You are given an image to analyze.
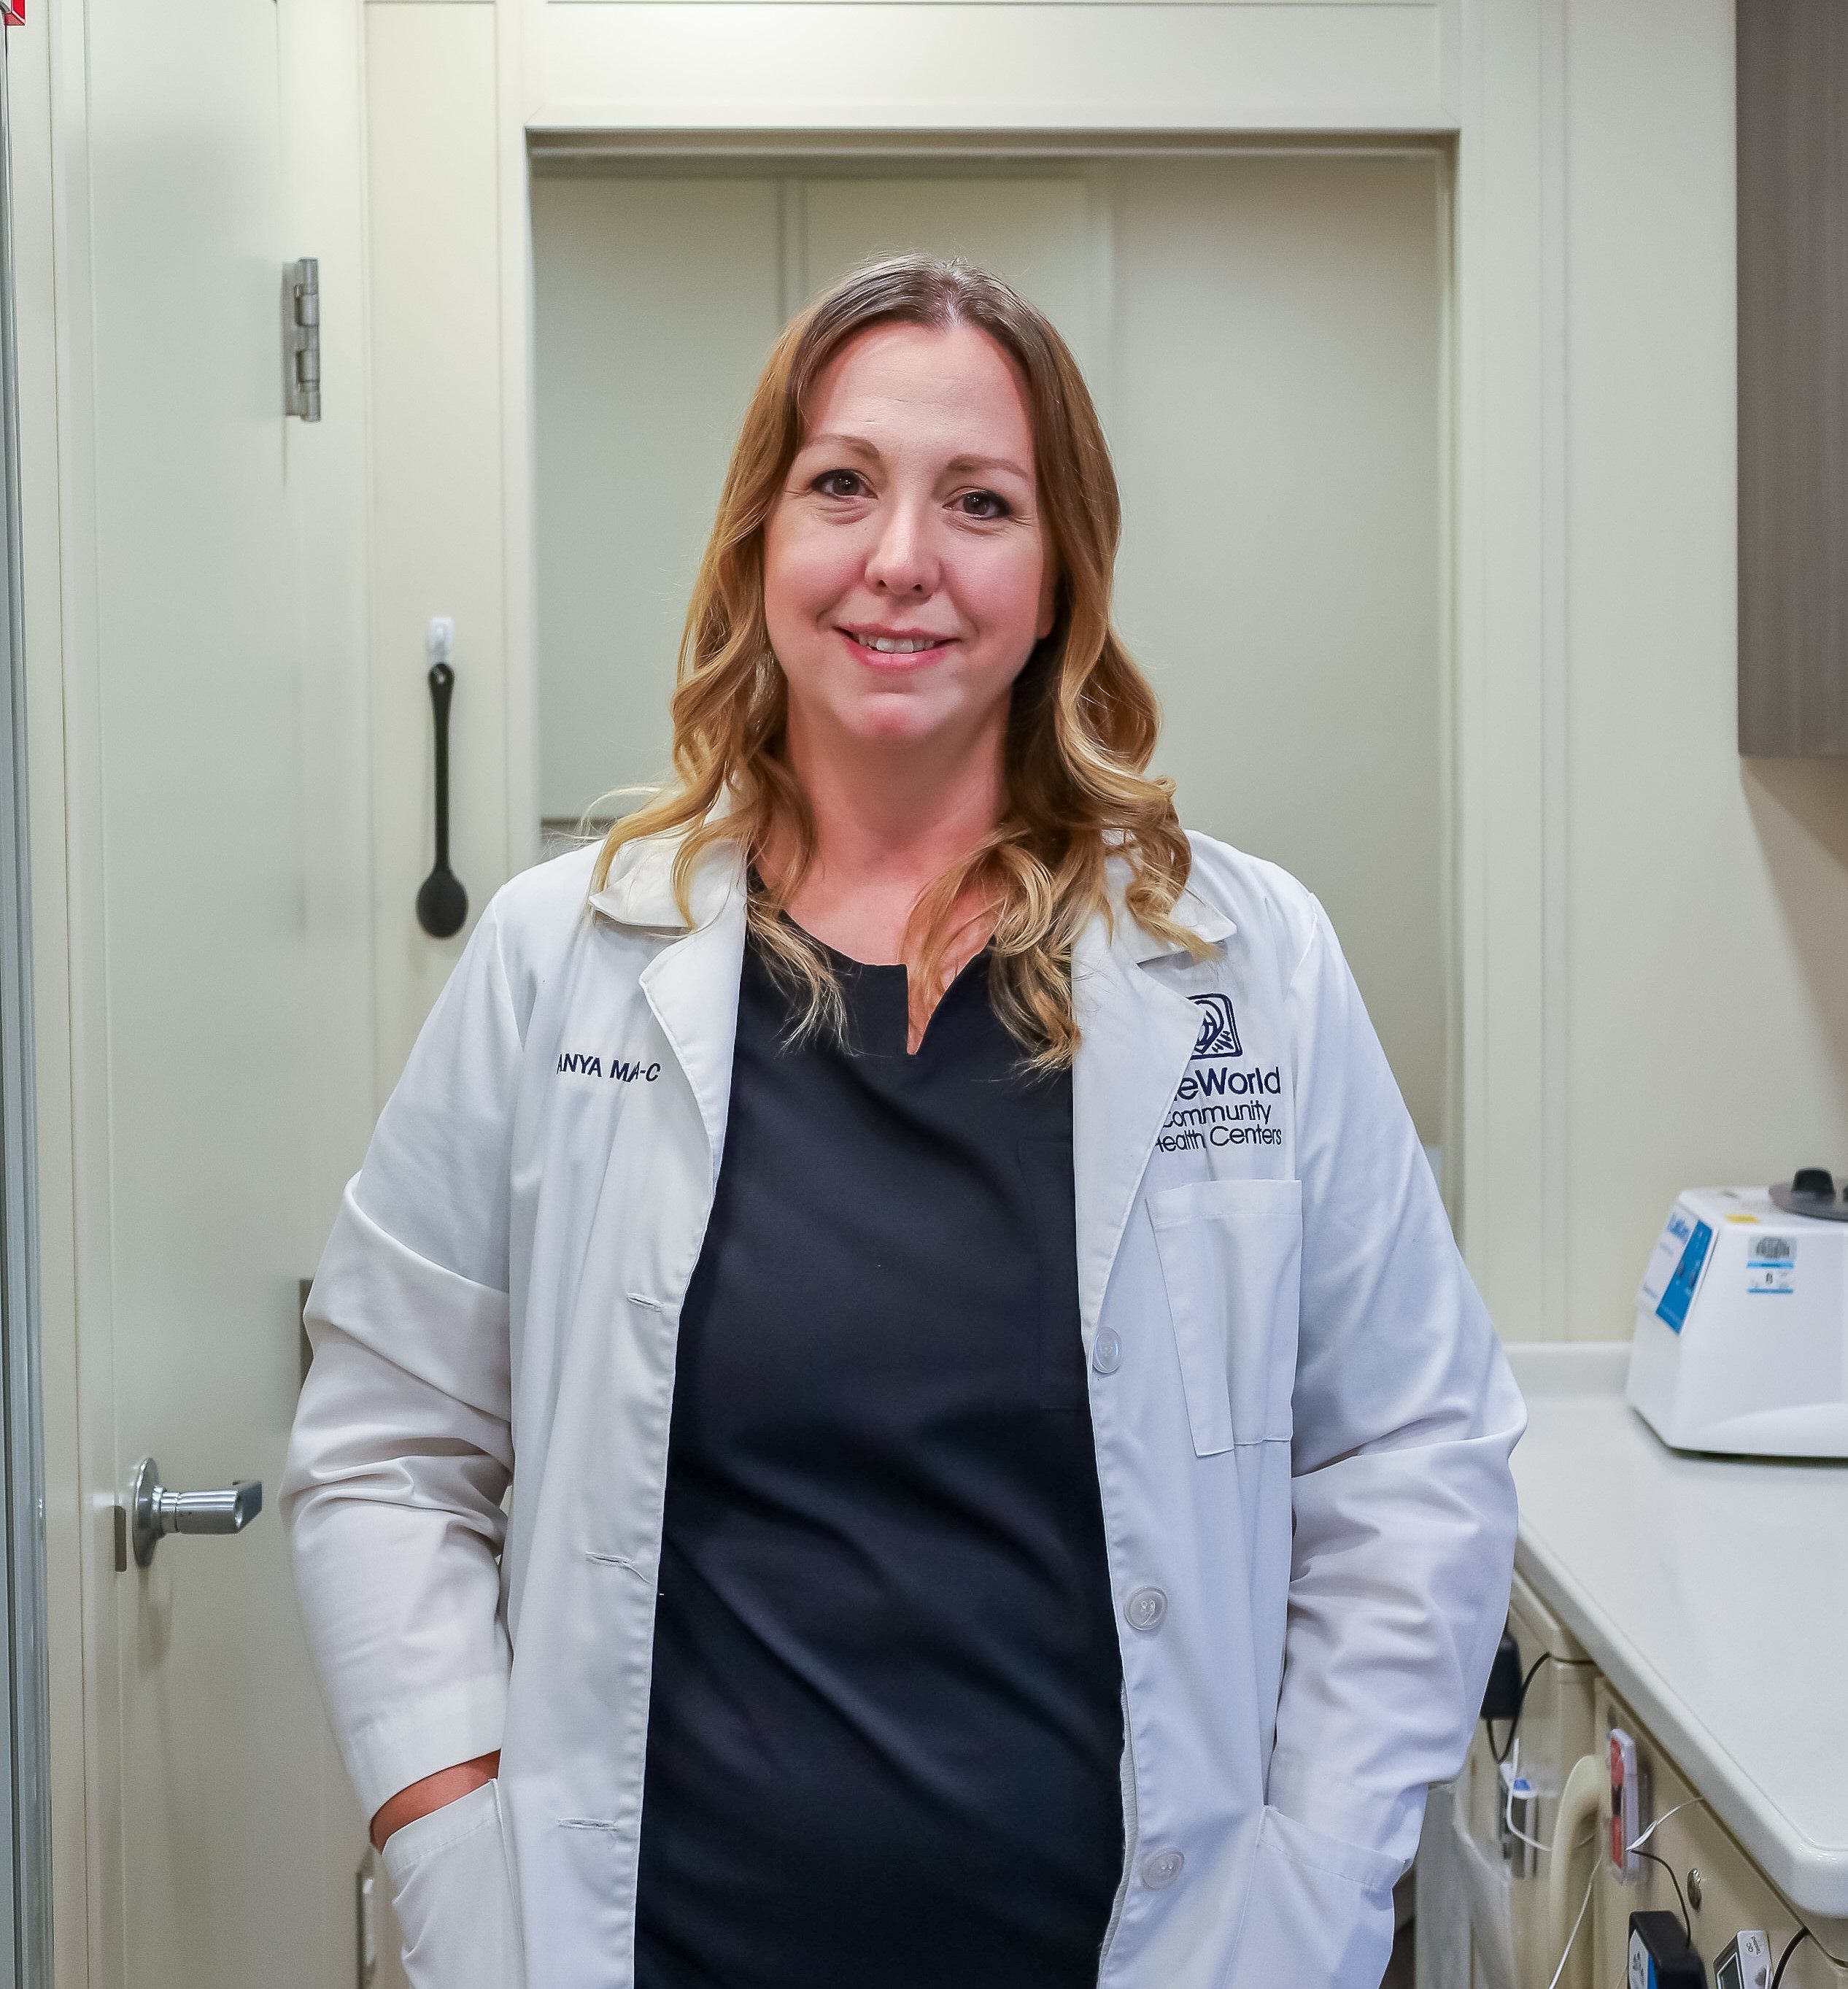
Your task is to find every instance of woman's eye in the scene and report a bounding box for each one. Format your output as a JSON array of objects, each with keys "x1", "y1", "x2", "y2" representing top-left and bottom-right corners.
[
  {"x1": 812, "y1": 470, "x2": 865, "y2": 499},
  {"x1": 956, "y1": 490, "x2": 1011, "y2": 520}
]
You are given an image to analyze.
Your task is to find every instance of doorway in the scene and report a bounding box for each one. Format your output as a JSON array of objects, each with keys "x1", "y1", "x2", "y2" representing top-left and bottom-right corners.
[{"x1": 530, "y1": 151, "x2": 1450, "y2": 1148}]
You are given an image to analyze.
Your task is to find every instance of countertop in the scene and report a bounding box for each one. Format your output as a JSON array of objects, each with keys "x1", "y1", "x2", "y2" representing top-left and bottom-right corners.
[{"x1": 1506, "y1": 1341, "x2": 1848, "y2": 1926}]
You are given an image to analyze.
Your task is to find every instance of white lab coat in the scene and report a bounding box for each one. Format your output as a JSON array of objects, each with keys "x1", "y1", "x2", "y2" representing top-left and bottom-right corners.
[{"x1": 282, "y1": 821, "x2": 1525, "y2": 1989}]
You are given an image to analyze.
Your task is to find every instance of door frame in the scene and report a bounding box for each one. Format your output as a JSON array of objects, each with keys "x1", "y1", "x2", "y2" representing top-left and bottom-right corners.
[{"x1": 0, "y1": 26, "x2": 55, "y2": 1989}]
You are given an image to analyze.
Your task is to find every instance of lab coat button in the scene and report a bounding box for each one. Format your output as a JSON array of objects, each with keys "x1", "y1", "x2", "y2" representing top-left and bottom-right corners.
[
  {"x1": 1091, "y1": 1328, "x2": 1122, "y2": 1375},
  {"x1": 1124, "y1": 1585, "x2": 1167, "y2": 1631},
  {"x1": 1141, "y1": 1848, "x2": 1184, "y2": 1889}
]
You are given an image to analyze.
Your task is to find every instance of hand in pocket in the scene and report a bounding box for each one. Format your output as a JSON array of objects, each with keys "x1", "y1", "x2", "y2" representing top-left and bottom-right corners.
[
  {"x1": 1223, "y1": 1807, "x2": 1400, "y2": 1989},
  {"x1": 382, "y1": 1781, "x2": 525, "y2": 1989}
]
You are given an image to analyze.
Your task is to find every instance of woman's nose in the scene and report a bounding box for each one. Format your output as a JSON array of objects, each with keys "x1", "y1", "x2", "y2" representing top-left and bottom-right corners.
[{"x1": 862, "y1": 500, "x2": 938, "y2": 597}]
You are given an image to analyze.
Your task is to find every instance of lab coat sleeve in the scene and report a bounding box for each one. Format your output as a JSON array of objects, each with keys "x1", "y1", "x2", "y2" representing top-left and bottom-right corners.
[
  {"x1": 281, "y1": 894, "x2": 525, "y2": 1824},
  {"x1": 1258, "y1": 897, "x2": 1524, "y2": 1913}
]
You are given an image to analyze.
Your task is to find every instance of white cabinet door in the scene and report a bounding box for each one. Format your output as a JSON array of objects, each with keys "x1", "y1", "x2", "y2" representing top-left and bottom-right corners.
[{"x1": 60, "y1": 0, "x2": 385, "y2": 1982}]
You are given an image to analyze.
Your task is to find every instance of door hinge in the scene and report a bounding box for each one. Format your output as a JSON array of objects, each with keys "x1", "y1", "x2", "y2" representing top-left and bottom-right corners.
[{"x1": 284, "y1": 258, "x2": 321, "y2": 422}]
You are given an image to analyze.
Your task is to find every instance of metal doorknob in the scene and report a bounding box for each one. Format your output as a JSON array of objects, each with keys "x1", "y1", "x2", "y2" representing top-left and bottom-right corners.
[{"x1": 130, "y1": 1456, "x2": 263, "y2": 1569}]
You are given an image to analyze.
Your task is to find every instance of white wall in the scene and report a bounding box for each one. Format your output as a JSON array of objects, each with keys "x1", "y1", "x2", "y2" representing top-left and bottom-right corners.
[
  {"x1": 531, "y1": 155, "x2": 1447, "y2": 1138},
  {"x1": 366, "y1": 4, "x2": 523, "y2": 1099},
  {"x1": 1105, "y1": 155, "x2": 1445, "y2": 1150}
]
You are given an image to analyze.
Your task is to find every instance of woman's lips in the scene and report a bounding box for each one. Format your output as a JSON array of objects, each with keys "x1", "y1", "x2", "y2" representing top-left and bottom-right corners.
[{"x1": 836, "y1": 627, "x2": 956, "y2": 668}]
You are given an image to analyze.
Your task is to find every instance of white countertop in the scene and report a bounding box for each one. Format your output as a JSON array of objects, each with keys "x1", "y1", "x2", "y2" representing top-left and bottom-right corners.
[{"x1": 1506, "y1": 1342, "x2": 1848, "y2": 1925}]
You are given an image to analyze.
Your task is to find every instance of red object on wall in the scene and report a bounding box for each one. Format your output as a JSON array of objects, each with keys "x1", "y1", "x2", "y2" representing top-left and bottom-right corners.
[{"x1": 1, "y1": 1, "x2": 23, "y2": 26}]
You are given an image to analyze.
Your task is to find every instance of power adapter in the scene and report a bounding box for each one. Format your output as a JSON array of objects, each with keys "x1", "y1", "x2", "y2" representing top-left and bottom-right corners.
[
  {"x1": 1628, "y1": 1910, "x2": 1705, "y2": 1988},
  {"x1": 1481, "y1": 1626, "x2": 1522, "y2": 1723}
]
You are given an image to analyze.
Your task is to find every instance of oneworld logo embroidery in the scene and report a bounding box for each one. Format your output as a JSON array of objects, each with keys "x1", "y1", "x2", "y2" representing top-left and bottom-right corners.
[
  {"x1": 1188, "y1": 991, "x2": 1242, "y2": 1059},
  {"x1": 1160, "y1": 989, "x2": 1283, "y2": 1151}
]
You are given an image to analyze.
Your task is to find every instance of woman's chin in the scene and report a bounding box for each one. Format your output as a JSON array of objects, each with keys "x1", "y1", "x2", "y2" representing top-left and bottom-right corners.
[
  {"x1": 813, "y1": 695, "x2": 962, "y2": 753},
  {"x1": 846, "y1": 716, "x2": 967, "y2": 758},
  {"x1": 784, "y1": 675, "x2": 1004, "y2": 759}
]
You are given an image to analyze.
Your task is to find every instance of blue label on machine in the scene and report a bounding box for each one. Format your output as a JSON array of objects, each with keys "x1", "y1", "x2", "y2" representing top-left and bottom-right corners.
[{"x1": 1655, "y1": 1219, "x2": 1713, "y2": 1333}]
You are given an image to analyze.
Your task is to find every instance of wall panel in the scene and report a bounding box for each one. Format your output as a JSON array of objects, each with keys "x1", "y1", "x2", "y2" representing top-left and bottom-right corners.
[
  {"x1": 366, "y1": 4, "x2": 511, "y2": 1093},
  {"x1": 526, "y1": 4, "x2": 1452, "y2": 134}
]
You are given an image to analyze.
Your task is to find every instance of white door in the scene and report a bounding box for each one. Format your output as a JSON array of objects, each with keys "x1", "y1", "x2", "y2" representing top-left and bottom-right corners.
[{"x1": 47, "y1": 1, "x2": 393, "y2": 1982}]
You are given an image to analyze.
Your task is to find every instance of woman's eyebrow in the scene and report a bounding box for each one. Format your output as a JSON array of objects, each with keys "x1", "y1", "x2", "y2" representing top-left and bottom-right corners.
[
  {"x1": 944, "y1": 451, "x2": 1032, "y2": 482},
  {"x1": 804, "y1": 431, "x2": 881, "y2": 460},
  {"x1": 803, "y1": 432, "x2": 1032, "y2": 482}
]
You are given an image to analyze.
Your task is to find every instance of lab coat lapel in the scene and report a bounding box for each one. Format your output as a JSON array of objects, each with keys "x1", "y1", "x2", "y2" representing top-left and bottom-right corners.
[
  {"x1": 614, "y1": 839, "x2": 749, "y2": 1182},
  {"x1": 1070, "y1": 905, "x2": 1212, "y2": 1337}
]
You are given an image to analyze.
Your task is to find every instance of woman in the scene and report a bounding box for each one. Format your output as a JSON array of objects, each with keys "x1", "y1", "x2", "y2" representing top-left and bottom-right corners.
[{"x1": 283, "y1": 252, "x2": 1523, "y2": 1989}]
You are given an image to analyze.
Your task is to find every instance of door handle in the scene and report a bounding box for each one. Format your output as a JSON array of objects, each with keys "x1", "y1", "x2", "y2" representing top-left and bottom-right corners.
[{"x1": 130, "y1": 1456, "x2": 263, "y2": 1568}]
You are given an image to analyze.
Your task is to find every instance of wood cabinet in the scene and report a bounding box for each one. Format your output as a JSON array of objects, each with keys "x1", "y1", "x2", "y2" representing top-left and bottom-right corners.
[{"x1": 1738, "y1": 0, "x2": 1848, "y2": 756}]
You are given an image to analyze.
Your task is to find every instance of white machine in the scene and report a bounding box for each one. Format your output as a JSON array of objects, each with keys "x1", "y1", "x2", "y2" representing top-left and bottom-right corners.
[{"x1": 1627, "y1": 1179, "x2": 1848, "y2": 1458}]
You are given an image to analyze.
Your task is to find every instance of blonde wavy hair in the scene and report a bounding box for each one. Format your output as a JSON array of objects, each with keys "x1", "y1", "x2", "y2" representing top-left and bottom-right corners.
[{"x1": 590, "y1": 250, "x2": 1211, "y2": 1068}]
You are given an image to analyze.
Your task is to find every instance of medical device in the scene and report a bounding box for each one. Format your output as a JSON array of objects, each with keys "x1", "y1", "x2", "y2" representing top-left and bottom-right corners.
[
  {"x1": 1626, "y1": 1182, "x2": 1848, "y2": 1458},
  {"x1": 1714, "y1": 1931, "x2": 1771, "y2": 1989},
  {"x1": 1499, "y1": 1758, "x2": 1539, "y2": 1879},
  {"x1": 1610, "y1": 1726, "x2": 1643, "y2": 1881}
]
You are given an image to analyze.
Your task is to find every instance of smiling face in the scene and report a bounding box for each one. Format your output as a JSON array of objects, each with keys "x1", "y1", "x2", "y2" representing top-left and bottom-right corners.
[{"x1": 762, "y1": 319, "x2": 1060, "y2": 765}]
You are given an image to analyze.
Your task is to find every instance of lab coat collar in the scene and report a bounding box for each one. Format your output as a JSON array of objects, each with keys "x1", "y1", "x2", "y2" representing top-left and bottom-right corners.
[
  {"x1": 584, "y1": 792, "x2": 743, "y2": 935},
  {"x1": 592, "y1": 813, "x2": 1236, "y2": 1326},
  {"x1": 588, "y1": 814, "x2": 1237, "y2": 962},
  {"x1": 1148, "y1": 897, "x2": 1235, "y2": 957}
]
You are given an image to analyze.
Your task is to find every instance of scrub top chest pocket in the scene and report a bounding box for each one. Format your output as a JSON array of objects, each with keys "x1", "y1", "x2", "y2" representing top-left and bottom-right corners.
[{"x1": 1148, "y1": 1176, "x2": 1302, "y2": 1456}]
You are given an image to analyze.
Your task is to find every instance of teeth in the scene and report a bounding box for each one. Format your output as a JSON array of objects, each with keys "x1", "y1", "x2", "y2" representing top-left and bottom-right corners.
[{"x1": 859, "y1": 634, "x2": 939, "y2": 654}]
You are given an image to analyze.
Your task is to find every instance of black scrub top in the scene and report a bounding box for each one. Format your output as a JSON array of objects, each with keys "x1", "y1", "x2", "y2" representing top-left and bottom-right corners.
[{"x1": 632, "y1": 906, "x2": 1126, "y2": 1989}]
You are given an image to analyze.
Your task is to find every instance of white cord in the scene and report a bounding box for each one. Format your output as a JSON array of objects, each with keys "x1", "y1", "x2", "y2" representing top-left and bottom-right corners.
[
  {"x1": 1535, "y1": 1796, "x2": 1714, "y2": 1989},
  {"x1": 1627, "y1": 1795, "x2": 1709, "y2": 1852},
  {"x1": 1501, "y1": 1770, "x2": 1550, "y2": 1853}
]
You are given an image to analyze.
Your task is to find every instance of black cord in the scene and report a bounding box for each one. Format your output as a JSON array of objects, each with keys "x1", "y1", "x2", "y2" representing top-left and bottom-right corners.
[
  {"x1": 1633, "y1": 1849, "x2": 1690, "y2": 1943},
  {"x1": 1771, "y1": 1927, "x2": 1812, "y2": 1989},
  {"x1": 1493, "y1": 1653, "x2": 1552, "y2": 1764}
]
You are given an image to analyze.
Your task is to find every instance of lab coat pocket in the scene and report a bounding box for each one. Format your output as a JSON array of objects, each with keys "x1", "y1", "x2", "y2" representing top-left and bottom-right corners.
[
  {"x1": 1148, "y1": 1176, "x2": 1301, "y2": 1456},
  {"x1": 1223, "y1": 1807, "x2": 1400, "y2": 1989},
  {"x1": 382, "y1": 1781, "x2": 525, "y2": 1989}
]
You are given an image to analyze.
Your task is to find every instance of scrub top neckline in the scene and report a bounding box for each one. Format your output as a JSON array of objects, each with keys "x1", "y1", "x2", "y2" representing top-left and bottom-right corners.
[
  {"x1": 787, "y1": 926, "x2": 994, "y2": 1065},
  {"x1": 745, "y1": 865, "x2": 994, "y2": 1062}
]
